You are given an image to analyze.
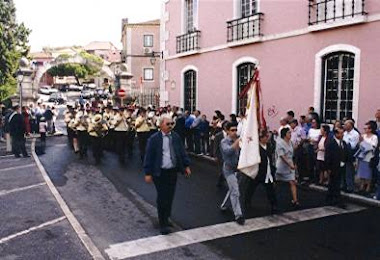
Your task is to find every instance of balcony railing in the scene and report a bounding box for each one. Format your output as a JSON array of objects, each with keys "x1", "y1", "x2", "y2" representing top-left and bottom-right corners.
[
  {"x1": 308, "y1": 0, "x2": 367, "y2": 25},
  {"x1": 227, "y1": 13, "x2": 264, "y2": 43},
  {"x1": 176, "y1": 30, "x2": 201, "y2": 54}
]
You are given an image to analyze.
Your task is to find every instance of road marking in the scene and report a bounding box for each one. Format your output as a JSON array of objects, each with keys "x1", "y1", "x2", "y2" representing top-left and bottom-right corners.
[
  {"x1": 31, "y1": 139, "x2": 105, "y2": 260},
  {"x1": 0, "y1": 163, "x2": 36, "y2": 173},
  {"x1": 0, "y1": 216, "x2": 66, "y2": 244},
  {"x1": 52, "y1": 143, "x2": 67, "y2": 147},
  {"x1": 0, "y1": 183, "x2": 46, "y2": 197},
  {"x1": 0, "y1": 154, "x2": 15, "y2": 158},
  {"x1": 105, "y1": 204, "x2": 364, "y2": 260}
]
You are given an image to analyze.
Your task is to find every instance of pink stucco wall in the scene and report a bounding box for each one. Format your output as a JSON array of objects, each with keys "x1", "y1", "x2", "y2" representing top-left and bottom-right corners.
[
  {"x1": 127, "y1": 24, "x2": 160, "y2": 89},
  {"x1": 164, "y1": 0, "x2": 380, "y2": 129}
]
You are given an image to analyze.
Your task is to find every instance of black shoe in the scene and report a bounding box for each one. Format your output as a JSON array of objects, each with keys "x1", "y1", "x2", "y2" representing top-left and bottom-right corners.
[
  {"x1": 291, "y1": 200, "x2": 300, "y2": 209},
  {"x1": 15, "y1": 154, "x2": 21, "y2": 158},
  {"x1": 160, "y1": 226, "x2": 171, "y2": 235},
  {"x1": 23, "y1": 154, "x2": 30, "y2": 158},
  {"x1": 271, "y1": 205, "x2": 279, "y2": 215},
  {"x1": 235, "y1": 216, "x2": 245, "y2": 225}
]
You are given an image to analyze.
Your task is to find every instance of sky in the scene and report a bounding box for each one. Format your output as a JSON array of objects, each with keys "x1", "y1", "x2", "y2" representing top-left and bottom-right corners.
[{"x1": 13, "y1": 0, "x2": 162, "y2": 52}]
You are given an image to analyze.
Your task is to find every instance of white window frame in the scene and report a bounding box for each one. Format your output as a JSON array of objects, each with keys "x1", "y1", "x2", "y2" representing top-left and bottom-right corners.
[
  {"x1": 143, "y1": 34, "x2": 154, "y2": 47},
  {"x1": 314, "y1": 44, "x2": 360, "y2": 123},
  {"x1": 233, "y1": 0, "x2": 260, "y2": 19},
  {"x1": 231, "y1": 56, "x2": 259, "y2": 114},
  {"x1": 181, "y1": 0, "x2": 199, "y2": 34},
  {"x1": 143, "y1": 68, "x2": 154, "y2": 81},
  {"x1": 180, "y1": 65, "x2": 199, "y2": 110}
]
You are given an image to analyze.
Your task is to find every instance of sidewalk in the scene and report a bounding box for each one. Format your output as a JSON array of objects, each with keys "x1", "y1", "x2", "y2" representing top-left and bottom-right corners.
[
  {"x1": 188, "y1": 152, "x2": 380, "y2": 207},
  {"x1": 0, "y1": 138, "x2": 94, "y2": 259}
]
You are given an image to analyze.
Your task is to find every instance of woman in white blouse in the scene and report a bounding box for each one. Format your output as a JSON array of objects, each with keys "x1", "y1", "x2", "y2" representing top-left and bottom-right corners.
[{"x1": 357, "y1": 121, "x2": 379, "y2": 193}]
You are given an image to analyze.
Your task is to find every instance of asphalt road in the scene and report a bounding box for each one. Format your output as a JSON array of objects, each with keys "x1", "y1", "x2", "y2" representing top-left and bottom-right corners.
[{"x1": 37, "y1": 135, "x2": 380, "y2": 259}]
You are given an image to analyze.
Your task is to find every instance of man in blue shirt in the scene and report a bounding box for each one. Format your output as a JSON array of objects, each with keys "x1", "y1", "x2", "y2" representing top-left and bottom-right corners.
[
  {"x1": 220, "y1": 122, "x2": 244, "y2": 225},
  {"x1": 144, "y1": 115, "x2": 191, "y2": 235},
  {"x1": 184, "y1": 111, "x2": 194, "y2": 152}
]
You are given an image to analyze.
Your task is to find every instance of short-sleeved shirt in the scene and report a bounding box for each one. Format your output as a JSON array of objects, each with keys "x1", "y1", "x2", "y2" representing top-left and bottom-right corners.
[{"x1": 276, "y1": 138, "x2": 294, "y2": 174}]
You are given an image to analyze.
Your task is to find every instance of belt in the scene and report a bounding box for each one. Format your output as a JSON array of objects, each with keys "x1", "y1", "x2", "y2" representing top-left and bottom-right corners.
[{"x1": 161, "y1": 168, "x2": 177, "y2": 172}]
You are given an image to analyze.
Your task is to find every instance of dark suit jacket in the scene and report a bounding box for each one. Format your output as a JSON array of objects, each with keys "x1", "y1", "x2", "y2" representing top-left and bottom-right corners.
[
  {"x1": 143, "y1": 131, "x2": 190, "y2": 177},
  {"x1": 173, "y1": 116, "x2": 185, "y2": 139},
  {"x1": 257, "y1": 145, "x2": 276, "y2": 182},
  {"x1": 9, "y1": 113, "x2": 26, "y2": 138},
  {"x1": 325, "y1": 138, "x2": 349, "y2": 172}
]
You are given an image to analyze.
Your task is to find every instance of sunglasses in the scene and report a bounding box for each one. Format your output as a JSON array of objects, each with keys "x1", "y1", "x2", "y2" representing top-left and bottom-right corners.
[{"x1": 166, "y1": 122, "x2": 174, "y2": 126}]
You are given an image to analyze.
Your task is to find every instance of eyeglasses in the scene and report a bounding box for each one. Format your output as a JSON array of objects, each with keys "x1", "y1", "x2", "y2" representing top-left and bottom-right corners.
[{"x1": 166, "y1": 122, "x2": 174, "y2": 126}]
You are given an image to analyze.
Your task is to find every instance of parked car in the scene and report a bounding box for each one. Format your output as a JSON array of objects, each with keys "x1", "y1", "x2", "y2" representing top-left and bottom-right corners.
[
  {"x1": 49, "y1": 88, "x2": 58, "y2": 94},
  {"x1": 81, "y1": 89, "x2": 94, "y2": 99},
  {"x1": 57, "y1": 84, "x2": 68, "y2": 92},
  {"x1": 88, "y1": 83, "x2": 97, "y2": 89},
  {"x1": 95, "y1": 88, "x2": 108, "y2": 99},
  {"x1": 39, "y1": 85, "x2": 51, "y2": 95},
  {"x1": 48, "y1": 92, "x2": 67, "y2": 104},
  {"x1": 68, "y1": 84, "x2": 83, "y2": 92}
]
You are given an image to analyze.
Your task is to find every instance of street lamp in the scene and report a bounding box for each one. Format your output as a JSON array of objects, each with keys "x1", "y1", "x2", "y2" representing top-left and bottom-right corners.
[
  {"x1": 149, "y1": 51, "x2": 163, "y2": 65},
  {"x1": 17, "y1": 72, "x2": 24, "y2": 107}
]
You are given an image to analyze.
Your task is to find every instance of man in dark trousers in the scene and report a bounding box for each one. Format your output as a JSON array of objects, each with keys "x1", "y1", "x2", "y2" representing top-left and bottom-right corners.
[
  {"x1": 173, "y1": 110, "x2": 185, "y2": 144},
  {"x1": 214, "y1": 121, "x2": 228, "y2": 187},
  {"x1": 240, "y1": 129, "x2": 278, "y2": 215},
  {"x1": 9, "y1": 105, "x2": 29, "y2": 158},
  {"x1": 144, "y1": 114, "x2": 191, "y2": 235},
  {"x1": 325, "y1": 127, "x2": 349, "y2": 208}
]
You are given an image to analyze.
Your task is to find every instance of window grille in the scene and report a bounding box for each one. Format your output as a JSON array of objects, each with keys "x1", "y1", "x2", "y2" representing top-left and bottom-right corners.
[{"x1": 321, "y1": 52, "x2": 355, "y2": 123}]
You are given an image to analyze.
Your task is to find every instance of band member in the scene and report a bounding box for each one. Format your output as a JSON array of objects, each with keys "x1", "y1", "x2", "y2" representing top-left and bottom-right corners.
[
  {"x1": 88, "y1": 114, "x2": 108, "y2": 164},
  {"x1": 135, "y1": 108, "x2": 151, "y2": 162},
  {"x1": 64, "y1": 105, "x2": 74, "y2": 148},
  {"x1": 74, "y1": 107, "x2": 90, "y2": 159},
  {"x1": 125, "y1": 108, "x2": 135, "y2": 158},
  {"x1": 68, "y1": 111, "x2": 79, "y2": 153},
  {"x1": 112, "y1": 107, "x2": 129, "y2": 163},
  {"x1": 147, "y1": 109, "x2": 158, "y2": 137}
]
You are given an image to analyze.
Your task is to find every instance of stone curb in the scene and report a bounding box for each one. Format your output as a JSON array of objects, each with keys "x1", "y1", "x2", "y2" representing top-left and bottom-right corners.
[{"x1": 308, "y1": 184, "x2": 380, "y2": 207}]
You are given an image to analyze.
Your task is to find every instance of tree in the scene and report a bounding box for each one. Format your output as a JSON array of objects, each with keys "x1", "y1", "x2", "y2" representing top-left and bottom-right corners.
[
  {"x1": 0, "y1": 0, "x2": 31, "y2": 101},
  {"x1": 47, "y1": 52, "x2": 103, "y2": 85}
]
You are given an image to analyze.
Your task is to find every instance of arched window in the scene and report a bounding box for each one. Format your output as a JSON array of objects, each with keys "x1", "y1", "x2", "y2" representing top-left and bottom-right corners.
[
  {"x1": 321, "y1": 52, "x2": 355, "y2": 123},
  {"x1": 237, "y1": 62, "x2": 255, "y2": 115},
  {"x1": 184, "y1": 70, "x2": 197, "y2": 112}
]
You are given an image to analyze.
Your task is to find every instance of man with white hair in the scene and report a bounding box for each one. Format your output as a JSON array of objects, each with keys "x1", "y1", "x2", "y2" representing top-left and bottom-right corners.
[
  {"x1": 144, "y1": 114, "x2": 191, "y2": 235},
  {"x1": 343, "y1": 119, "x2": 360, "y2": 193}
]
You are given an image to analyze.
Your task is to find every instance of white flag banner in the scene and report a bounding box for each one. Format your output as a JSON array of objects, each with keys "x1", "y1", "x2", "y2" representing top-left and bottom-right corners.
[{"x1": 237, "y1": 80, "x2": 261, "y2": 179}]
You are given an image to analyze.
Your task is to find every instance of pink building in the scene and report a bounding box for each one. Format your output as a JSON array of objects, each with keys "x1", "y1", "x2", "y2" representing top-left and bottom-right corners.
[
  {"x1": 161, "y1": 0, "x2": 380, "y2": 128},
  {"x1": 121, "y1": 18, "x2": 161, "y2": 93}
]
